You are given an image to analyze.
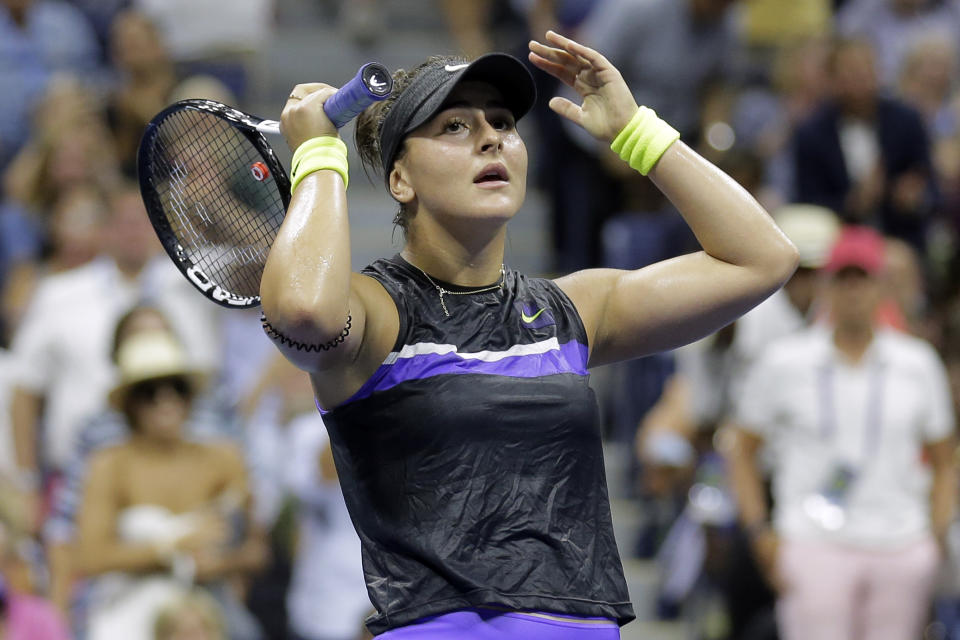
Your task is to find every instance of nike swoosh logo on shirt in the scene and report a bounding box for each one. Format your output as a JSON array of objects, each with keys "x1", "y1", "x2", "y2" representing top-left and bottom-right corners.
[{"x1": 521, "y1": 308, "x2": 547, "y2": 323}]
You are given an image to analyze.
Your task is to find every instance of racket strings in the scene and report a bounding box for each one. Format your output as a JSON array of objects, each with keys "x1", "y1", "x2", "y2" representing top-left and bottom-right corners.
[{"x1": 146, "y1": 108, "x2": 284, "y2": 300}]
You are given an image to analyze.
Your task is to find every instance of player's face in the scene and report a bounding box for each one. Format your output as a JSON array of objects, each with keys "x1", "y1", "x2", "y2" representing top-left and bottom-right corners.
[{"x1": 392, "y1": 81, "x2": 528, "y2": 226}]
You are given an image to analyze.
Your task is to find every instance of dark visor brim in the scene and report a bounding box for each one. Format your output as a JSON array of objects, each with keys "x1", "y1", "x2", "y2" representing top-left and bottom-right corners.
[{"x1": 379, "y1": 53, "x2": 537, "y2": 175}]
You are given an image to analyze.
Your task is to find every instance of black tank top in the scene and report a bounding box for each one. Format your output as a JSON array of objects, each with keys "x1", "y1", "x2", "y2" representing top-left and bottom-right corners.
[{"x1": 321, "y1": 256, "x2": 635, "y2": 635}]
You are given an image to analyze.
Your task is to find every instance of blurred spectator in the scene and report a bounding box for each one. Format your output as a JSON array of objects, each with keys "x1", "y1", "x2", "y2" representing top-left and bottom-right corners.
[
  {"x1": 102, "y1": 9, "x2": 237, "y2": 178},
  {"x1": 896, "y1": 33, "x2": 960, "y2": 271},
  {"x1": 1, "y1": 184, "x2": 111, "y2": 352},
  {"x1": 883, "y1": 236, "x2": 931, "y2": 336},
  {"x1": 897, "y1": 31, "x2": 958, "y2": 137},
  {"x1": 740, "y1": 0, "x2": 833, "y2": 49},
  {"x1": 0, "y1": 208, "x2": 42, "y2": 327},
  {"x1": 285, "y1": 411, "x2": 371, "y2": 640},
  {"x1": 133, "y1": 0, "x2": 272, "y2": 61},
  {"x1": 0, "y1": 0, "x2": 103, "y2": 169},
  {"x1": 168, "y1": 74, "x2": 236, "y2": 105},
  {"x1": 2, "y1": 75, "x2": 120, "y2": 216},
  {"x1": 731, "y1": 37, "x2": 833, "y2": 206},
  {"x1": 77, "y1": 329, "x2": 266, "y2": 640},
  {"x1": 44, "y1": 184, "x2": 108, "y2": 273},
  {"x1": 0, "y1": 354, "x2": 15, "y2": 483},
  {"x1": 542, "y1": 0, "x2": 738, "y2": 271},
  {"x1": 579, "y1": 0, "x2": 738, "y2": 140},
  {"x1": 131, "y1": 0, "x2": 273, "y2": 100},
  {"x1": 8, "y1": 185, "x2": 220, "y2": 528},
  {"x1": 635, "y1": 205, "x2": 841, "y2": 460},
  {"x1": 635, "y1": 204, "x2": 840, "y2": 636},
  {"x1": 726, "y1": 226, "x2": 956, "y2": 640},
  {"x1": 0, "y1": 519, "x2": 69, "y2": 640},
  {"x1": 0, "y1": 75, "x2": 118, "y2": 296},
  {"x1": 793, "y1": 38, "x2": 938, "y2": 250},
  {"x1": 838, "y1": 0, "x2": 960, "y2": 89},
  {"x1": 43, "y1": 304, "x2": 239, "y2": 615},
  {"x1": 105, "y1": 9, "x2": 178, "y2": 178},
  {"x1": 153, "y1": 589, "x2": 227, "y2": 640},
  {"x1": 632, "y1": 419, "x2": 697, "y2": 560},
  {"x1": 215, "y1": 308, "x2": 280, "y2": 418},
  {"x1": 239, "y1": 352, "x2": 313, "y2": 528}
]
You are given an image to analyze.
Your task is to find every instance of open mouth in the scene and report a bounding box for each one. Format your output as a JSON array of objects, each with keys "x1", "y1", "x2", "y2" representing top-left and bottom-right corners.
[{"x1": 474, "y1": 164, "x2": 508, "y2": 183}]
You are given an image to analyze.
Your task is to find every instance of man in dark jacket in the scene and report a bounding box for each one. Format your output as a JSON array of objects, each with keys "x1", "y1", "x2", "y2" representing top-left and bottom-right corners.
[{"x1": 793, "y1": 38, "x2": 937, "y2": 251}]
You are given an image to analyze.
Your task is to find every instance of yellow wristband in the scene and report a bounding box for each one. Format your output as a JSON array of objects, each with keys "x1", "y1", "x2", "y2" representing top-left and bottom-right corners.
[
  {"x1": 290, "y1": 136, "x2": 349, "y2": 193},
  {"x1": 610, "y1": 106, "x2": 680, "y2": 176}
]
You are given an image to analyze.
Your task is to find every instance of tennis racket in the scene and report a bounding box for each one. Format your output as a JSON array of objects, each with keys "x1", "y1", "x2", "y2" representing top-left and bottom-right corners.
[{"x1": 137, "y1": 62, "x2": 393, "y2": 309}]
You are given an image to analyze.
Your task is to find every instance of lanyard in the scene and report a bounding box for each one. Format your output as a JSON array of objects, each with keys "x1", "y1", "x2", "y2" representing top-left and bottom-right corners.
[{"x1": 817, "y1": 359, "x2": 886, "y2": 463}]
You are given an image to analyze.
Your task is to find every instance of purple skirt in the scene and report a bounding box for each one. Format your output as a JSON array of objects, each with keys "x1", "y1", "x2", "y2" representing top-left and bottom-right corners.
[{"x1": 375, "y1": 608, "x2": 621, "y2": 640}]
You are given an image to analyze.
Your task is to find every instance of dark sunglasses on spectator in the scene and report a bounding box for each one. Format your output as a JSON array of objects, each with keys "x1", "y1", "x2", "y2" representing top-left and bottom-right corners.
[{"x1": 129, "y1": 376, "x2": 192, "y2": 404}]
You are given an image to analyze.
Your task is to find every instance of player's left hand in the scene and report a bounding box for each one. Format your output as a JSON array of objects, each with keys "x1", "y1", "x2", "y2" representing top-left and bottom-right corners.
[{"x1": 529, "y1": 31, "x2": 638, "y2": 143}]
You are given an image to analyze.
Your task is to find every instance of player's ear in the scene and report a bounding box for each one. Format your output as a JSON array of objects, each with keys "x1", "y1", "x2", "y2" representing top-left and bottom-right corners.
[{"x1": 389, "y1": 160, "x2": 415, "y2": 204}]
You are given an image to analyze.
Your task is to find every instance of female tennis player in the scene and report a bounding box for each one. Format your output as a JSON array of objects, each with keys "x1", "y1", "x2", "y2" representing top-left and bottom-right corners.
[{"x1": 260, "y1": 31, "x2": 799, "y2": 639}]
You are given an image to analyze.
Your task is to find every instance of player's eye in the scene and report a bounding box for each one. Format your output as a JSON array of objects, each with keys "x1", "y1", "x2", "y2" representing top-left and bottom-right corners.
[
  {"x1": 443, "y1": 118, "x2": 468, "y2": 133},
  {"x1": 491, "y1": 115, "x2": 514, "y2": 131}
]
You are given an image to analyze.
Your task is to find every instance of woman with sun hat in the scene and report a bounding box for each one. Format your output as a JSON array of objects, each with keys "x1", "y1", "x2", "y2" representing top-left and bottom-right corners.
[{"x1": 77, "y1": 330, "x2": 266, "y2": 640}]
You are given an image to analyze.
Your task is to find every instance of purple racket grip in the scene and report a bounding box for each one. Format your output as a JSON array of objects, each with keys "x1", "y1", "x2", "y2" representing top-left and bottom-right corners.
[{"x1": 323, "y1": 62, "x2": 393, "y2": 128}]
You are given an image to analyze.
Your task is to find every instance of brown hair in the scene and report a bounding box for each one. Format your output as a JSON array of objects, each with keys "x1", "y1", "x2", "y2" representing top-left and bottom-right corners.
[
  {"x1": 354, "y1": 55, "x2": 466, "y2": 233},
  {"x1": 153, "y1": 589, "x2": 226, "y2": 640}
]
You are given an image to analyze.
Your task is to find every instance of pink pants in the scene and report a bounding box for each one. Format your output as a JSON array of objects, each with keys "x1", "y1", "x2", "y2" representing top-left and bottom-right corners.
[{"x1": 777, "y1": 536, "x2": 940, "y2": 640}]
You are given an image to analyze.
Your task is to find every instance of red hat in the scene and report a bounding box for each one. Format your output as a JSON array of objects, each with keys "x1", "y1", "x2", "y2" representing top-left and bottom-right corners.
[{"x1": 824, "y1": 225, "x2": 885, "y2": 275}]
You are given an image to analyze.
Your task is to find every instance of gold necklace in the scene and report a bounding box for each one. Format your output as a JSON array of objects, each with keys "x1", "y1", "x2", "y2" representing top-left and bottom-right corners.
[{"x1": 413, "y1": 263, "x2": 505, "y2": 317}]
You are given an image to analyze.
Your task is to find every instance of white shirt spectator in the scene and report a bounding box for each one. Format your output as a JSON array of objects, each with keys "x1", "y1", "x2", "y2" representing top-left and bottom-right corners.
[
  {"x1": 9, "y1": 255, "x2": 220, "y2": 469},
  {"x1": 676, "y1": 289, "x2": 805, "y2": 426},
  {"x1": 731, "y1": 289, "x2": 807, "y2": 365},
  {"x1": 0, "y1": 348, "x2": 17, "y2": 476},
  {"x1": 285, "y1": 412, "x2": 370, "y2": 640},
  {"x1": 244, "y1": 392, "x2": 288, "y2": 529},
  {"x1": 737, "y1": 325, "x2": 954, "y2": 549}
]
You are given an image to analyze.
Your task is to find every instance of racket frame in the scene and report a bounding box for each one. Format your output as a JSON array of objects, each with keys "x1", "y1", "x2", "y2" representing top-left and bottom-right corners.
[{"x1": 138, "y1": 99, "x2": 291, "y2": 309}]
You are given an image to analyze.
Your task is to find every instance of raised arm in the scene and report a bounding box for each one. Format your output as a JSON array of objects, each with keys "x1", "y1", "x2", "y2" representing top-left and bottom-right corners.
[
  {"x1": 529, "y1": 32, "x2": 798, "y2": 366},
  {"x1": 259, "y1": 83, "x2": 398, "y2": 393}
]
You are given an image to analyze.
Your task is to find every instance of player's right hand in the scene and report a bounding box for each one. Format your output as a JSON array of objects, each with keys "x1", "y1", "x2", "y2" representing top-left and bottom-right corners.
[{"x1": 281, "y1": 83, "x2": 340, "y2": 149}]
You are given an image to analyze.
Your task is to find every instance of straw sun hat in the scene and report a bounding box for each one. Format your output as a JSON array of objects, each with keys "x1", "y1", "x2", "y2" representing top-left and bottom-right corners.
[
  {"x1": 108, "y1": 330, "x2": 206, "y2": 409},
  {"x1": 773, "y1": 204, "x2": 841, "y2": 270}
]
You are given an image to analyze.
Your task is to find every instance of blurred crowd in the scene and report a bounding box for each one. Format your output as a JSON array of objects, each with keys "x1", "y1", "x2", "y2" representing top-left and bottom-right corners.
[
  {"x1": 572, "y1": 1, "x2": 960, "y2": 639},
  {"x1": 3, "y1": 0, "x2": 960, "y2": 639}
]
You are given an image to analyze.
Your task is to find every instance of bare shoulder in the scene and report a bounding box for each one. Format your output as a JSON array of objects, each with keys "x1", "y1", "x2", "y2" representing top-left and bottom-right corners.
[
  {"x1": 87, "y1": 443, "x2": 126, "y2": 474},
  {"x1": 553, "y1": 268, "x2": 622, "y2": 302},
  {"x1": 198, "y1": 440, "x2": 244, "y2": 463},
  {"x1": 553, "y1": 268, "x2": 624, "y2": 348}
]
